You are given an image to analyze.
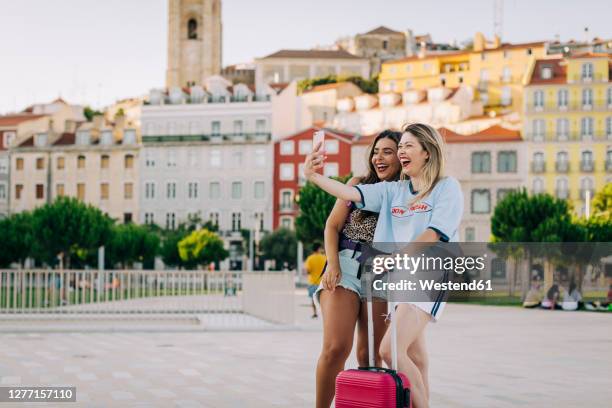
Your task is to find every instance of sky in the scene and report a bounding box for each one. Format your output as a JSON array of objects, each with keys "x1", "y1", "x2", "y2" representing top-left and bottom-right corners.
[{"x1": 1, "y1": 0, "x2": 610, "y2": 114}]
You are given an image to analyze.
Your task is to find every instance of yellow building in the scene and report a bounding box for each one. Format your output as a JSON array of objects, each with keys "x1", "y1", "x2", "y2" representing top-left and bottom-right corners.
[
  {"x1": 524, "y1": 53, "x2": 612, "y2": 215},
  {"x1": 379, "y1": 33, "x2": 547, "y2": 112}
]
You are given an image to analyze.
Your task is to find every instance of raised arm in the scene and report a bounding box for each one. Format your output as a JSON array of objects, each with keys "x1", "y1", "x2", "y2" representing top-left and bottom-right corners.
[{"x1": 303, "y1": 142, "x2": 362, "y2": 203}]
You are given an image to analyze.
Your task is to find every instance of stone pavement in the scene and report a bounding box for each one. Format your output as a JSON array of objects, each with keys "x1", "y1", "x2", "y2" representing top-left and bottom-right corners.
[{"x1": 0, "y1": 291, "x2": 610, "y2": 407}]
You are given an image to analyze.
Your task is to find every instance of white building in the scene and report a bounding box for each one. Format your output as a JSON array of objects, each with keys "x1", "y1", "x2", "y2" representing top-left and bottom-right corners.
[
  {"x1": 140, "y1": 76, "x2": 273, "y2": 269},
  {"x1": 255, "y1": 49, "x2": 370, "y2": 92}
]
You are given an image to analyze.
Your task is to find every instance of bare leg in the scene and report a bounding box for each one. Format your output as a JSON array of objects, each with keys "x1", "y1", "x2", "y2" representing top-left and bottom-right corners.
[
  {"x1": 407, "y1": 331, "x2": 429, "y2": 400},
  {"x1": 315, "y1": 288, "x2": 361, "y2": 408},
  {"x1": 356, "y1": 299, "x2": 388, "y2": 367},
  {"x1": 380, "y1": 304, "x2": 430, "y2": 408}
]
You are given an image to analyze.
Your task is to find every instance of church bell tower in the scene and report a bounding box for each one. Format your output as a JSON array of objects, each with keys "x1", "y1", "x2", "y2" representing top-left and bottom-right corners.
[{"x1": 166, "y1": 0, "x2": 222, "y2": 88}]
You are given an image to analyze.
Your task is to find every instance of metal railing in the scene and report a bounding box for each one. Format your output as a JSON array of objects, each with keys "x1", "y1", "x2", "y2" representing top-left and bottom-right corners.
[
  {"x1": 531, "y1": 161, "x2": 546, "y2": 173},
  {"x1": 0, "y1": 269, "x2": 246, "y2": 314},
  {"x1": 525, "y1": 133, "x2": 611, "y2": 142},
  {"x1": 525, "y1": 100, "x2": 612, "y2": 113},
  {"x1": 141, "y1": 132, "x2": 271, "y2": 144},
  {"x1": 555, "y1": 161, "x2": 569, "y2": 173}
]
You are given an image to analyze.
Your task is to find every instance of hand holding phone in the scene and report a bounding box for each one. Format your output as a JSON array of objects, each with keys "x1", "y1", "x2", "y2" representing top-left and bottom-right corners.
[{"x1": 312, "y1": 130, "x2": 325, "y2": 152}]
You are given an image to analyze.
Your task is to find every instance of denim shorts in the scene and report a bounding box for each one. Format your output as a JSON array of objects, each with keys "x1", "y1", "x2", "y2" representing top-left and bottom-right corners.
[{"x1": 314, "y1": 248, "x2": 363, "y2": 307}]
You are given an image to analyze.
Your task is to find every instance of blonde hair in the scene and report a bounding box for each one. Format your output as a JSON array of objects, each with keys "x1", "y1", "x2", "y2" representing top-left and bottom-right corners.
[{"x1": 401, "y1": 123, "x2": 446, "y2": 203}]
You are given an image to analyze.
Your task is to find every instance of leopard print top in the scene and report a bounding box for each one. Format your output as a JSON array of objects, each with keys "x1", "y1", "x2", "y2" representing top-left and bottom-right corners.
[{"x1": 341, "y1": 208, "x2": 378, "y2": 243}]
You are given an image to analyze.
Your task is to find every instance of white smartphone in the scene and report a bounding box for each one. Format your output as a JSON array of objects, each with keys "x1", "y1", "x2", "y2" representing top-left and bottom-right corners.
[{"x1": 312, "y1": 130, "x2": 325, "y2": 151}]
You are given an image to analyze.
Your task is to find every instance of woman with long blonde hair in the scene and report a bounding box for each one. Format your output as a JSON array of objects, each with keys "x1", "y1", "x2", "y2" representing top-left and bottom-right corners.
[{"x1": 305, "y1": 123, "x2": 464, "y2": 408}]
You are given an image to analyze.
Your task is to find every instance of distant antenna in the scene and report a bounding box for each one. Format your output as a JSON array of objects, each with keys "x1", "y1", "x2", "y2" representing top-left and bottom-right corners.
[{"x1": 493, "y1": 0, "x2": 504, "y2": 39}]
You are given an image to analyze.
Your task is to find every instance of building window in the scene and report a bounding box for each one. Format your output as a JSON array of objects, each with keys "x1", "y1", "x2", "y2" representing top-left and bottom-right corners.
[
  {"x1": 280, "y1": 163, "x2": 294, "y2": 180},
  {"x1": 56, "y1": 183, "x2": 64, "y2": 197},
  {"x1": 255, "y1": 212, "x2": 265, "y2": 231},
  {"x1": 582, "y1": 88, "x2": 593, "y2": 108},
  {"x1": 124, "y1": 154, "x2": 134, "y2": 169},
  {"x1": 557, "y1": 89, "x2": 568, "y2": 108},
  {"x1": 36, "y1": 184, "x2": 44, "y2": 199},
  {"x1": 497, "y1": 151, "x2": 517, "y2": 173},
  {"x1": 210, "y1": 182, "x2": 221, "y2": 199},
  {"x1": 188, "y1": 150, "x2": 198, "y2": 167},
  {"x1": 533, "y1": 178, "x2": 544, "y2": 194},
  {"x1": 280, "y1": 217, "x2": 293, "y2": 229},
  {"x1": 77, "y1": 155, "x2": 86, "y2": 169},
  {"x1": 580, "y1": 177, "x2": 594, "y2": 200},
  {"x1": 0, "y1": 158, "x2": 7, "y2": 174},
  {"x1": 471, "y1": 189, "x2": 491, "y2": 214},
  {"x1": 231, "y1": 182, "x2": 242, "y2": 199},
  {"x1": 145, "y1": 151, "x2": 156, "y2": 167},
  {"x1": 145, "y1": 182, "x2": 155, "y2": 199},
  {"x1": 497, "y1": 189, "x2": 514, "y2": 203},
  {"x1": 57, "y1": 156, "x2": 65, "y2": 170},
  {"x1": 533, "y1": 90, "x2": 544, "y2": 108},
  {"x1": 15, "y1": 184, "x2": 23, "y2": 200},
  {"x1": 166, "y1": 213, "x2": 176, "y2": 230},
  {"x1": 231, "y1": 212, "x2": 242, "y2": 231},
  {"x1": 606, "y1": 117, "x2": 612, "y2": 139},
  {"x1": 581, "y1": 63, "x2": 593, "y2": 80},
  {"x1": 233, "y1": 120, "x2": 243, "y2": 135},
  {"x1": 166, "y1": 182, "x2": 176, "y2": 199},
  {"x1": 2, "y1": 131, "x2": 15, "y2": 148},
  {"x1": 124, "y1": 183, "x2": 133, "y2": 199},
  {"x1": 324, "y1": 162, "x2": 339, "y2": 178},
  {"x1": 187, "y1": 181, "x2": 199, "y2": 199},
  {"x1": 77, "y1": 183, "x2": 85, "y2": 200},
  {"x1": 298, "y1": 163, "x2": 306, "y2": 186},
  {"x1": 280, "y1": 141, "x2": 294, "y2": 155},
  {"x1": 187, "y1": 18, "x2": 197, "y2": 39},
  {"x1": 581, "y1": 150, "x2": 594, "y2": 172},
  {"x1": 144, "y1": 213, "x2": 154, "y2": 225},
  {"x1": 581, "y1": 117, "x2": 594, "y2": 139},
  {"x1": 255, "y1": 148, "x2": 266, "y2": 167},
  {"x1": 256, "y1": 119, "x2": 266, "y2": 133},
  {"x1": 98, "y1": 154, "x2": 108, "y2": 169},
  {"x1": 0, "y1": 183, "x2": 5, "y2": 200},
  {"x1": 502, "y1": 66, "x2": 511, "y2": 82},
  {"x1": 532, "y1": 119, "x2": 546, "y2": 141},
  {"x1": 254, "y1": 181, "x2": 265, "y2": 199},
  {"x1": 464, "y1": 227, "x2": 475, "y2": 242},
  {"x1": 211, "y1": 121, "x2": 221, "y2": 135},
  {"x1": 471, "y1": 152, "x2": 491, "y2": 173},
  {"x1": 556, "y1": 118, "x2": 569, "y2": 140},
  {"x1": 16, "y1": 158, "x2": 24, "y2": 170},
  {"x1": 299, "y1": 140, "x2": 312, "y2": 155},
  {"x1": 209, "y1": 212, "x2": 219, "y2": 228},
  {"x1": 280, "y1": 190, "x2": 293, "y2": 211},
  {"x1": 100, "y1": 183, "x2": 109, "y2": 200},
  {"x1": 325, "y1": 139, "x2": 339, "y2": 154},
  {"x1": 36, "y1": 157, "x2": 44, "y2": 170},
  {"x1": 210, "y1": 150, "x2": 221, "y2": 167},
  {"x1": 555, "y1": 178, "x2": 569, "y2": 199},
  {"x1": 166, "y1": 149, "x2": 177, "y2": 167}
]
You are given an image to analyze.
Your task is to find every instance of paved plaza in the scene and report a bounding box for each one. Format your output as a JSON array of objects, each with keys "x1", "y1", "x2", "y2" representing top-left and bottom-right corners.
[{"x1": 0, "y1": 291, "x2": 610, "y2": 407}]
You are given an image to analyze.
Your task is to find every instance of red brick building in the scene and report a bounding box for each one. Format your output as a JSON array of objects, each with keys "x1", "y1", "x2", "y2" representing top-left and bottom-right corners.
[{"x1": 273, "y1": 127, "x2": 357, "y2": 230}]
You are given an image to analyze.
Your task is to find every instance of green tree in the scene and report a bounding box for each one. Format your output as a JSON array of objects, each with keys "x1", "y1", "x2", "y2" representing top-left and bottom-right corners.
[
  {"x1": 31, "y1": 197, "x2": 113, "y2": 267},
  {"x1": 178, "y1": 229, "x2": 228, "y2": 268},
  {"x1": 160, "y1": 229, "x2": 189, "y2": 268},
  {"x1": 591, "y1": 182, "x2": 612, "y2": 220},
  {"x1": 0, "y1": 212, "x2": 34, "y2": 267},
  {"x1": 83, "y1": 106, "x2": 103, "y2": 122},
  {"x1": 295, "y1": 176, "x2": 351, "y2": 246},
  {"x1": 298, "y1": 74, "x2": 379, "y2": 94},
  {"x1": 106, "y1": 223, "x2": 160, "y2": 269},
  {"x1": 259, "y1": 228, "x2": 298, "y2": 270}
]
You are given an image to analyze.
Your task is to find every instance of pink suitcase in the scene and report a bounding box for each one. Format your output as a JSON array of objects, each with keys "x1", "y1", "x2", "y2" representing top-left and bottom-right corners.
[{"x1": 335, "y1": 275, "x2": 412, "y2": 408}]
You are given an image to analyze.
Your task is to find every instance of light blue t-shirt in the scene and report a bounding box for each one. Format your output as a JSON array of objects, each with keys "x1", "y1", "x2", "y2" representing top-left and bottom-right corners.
[{"x1": 354, "y1": 177, "x2": 463, "y2": 243}]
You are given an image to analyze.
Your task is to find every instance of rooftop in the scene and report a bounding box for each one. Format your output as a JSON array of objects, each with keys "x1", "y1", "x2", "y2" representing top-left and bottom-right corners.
[{"x1": 260, "y1": 49, "x2": 364, "y2": 60}]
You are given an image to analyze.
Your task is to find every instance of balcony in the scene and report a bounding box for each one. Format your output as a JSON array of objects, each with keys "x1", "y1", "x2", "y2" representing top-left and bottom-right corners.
[
  {"x1": 580, "y1": 160, "x2": 595, "y2": 172},
  {"x1": 555, "y1": 161, "x2": 569, "y2": 173},
  {"x1": 525, "y1": 100, "x2": 610, "y2": 113},
  {"x1": 580, "y1": 188, "x2": 595, "y2": 200},
  {"x1": 531, "y1": 162, "x2": 546, "y2": 173},
  {"x1": 278, "y1": 203, "x2": 297, "y2": 213},
  {"x1": 569, "y1": 73, "x2": 605, "y2": 83},
  {"x1": 141, "y1": 132, "x2": 272, "y2": 144},
  {"x1": 524, "y1": 133, "x2": 610, "y2": 142},
  {"x1": 555, "y1": 189, "x2": 570, "y2": 200}
]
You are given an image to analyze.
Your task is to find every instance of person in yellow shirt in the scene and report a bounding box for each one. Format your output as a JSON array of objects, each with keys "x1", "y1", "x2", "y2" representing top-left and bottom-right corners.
[{"x1": 304, "y1": 243, "x2": 326, "y2": 318}]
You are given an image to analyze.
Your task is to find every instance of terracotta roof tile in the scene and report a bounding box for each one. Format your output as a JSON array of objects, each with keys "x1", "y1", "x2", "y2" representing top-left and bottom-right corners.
[
  {"x1": 566, "y1": 52, "x2": 611, "y2": 59},
  {"x1": 440, "y1": 125, "x2": 522, "y2": 143},
  {"x1": 528, "y1": 59, "x2": 566, "y2": 85},
  {"x1": 261, "y1": 49, "x2": 363, "y2": 60},
  {"x1": 53, "y1": 133, "x2": 76, "y2": 146},
  {"x1": 0, "y1": 114, "x2": 46, "y2": 127},
  {"x1": 363, "y1": 26, "x2": 403, "y2": 36}
]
